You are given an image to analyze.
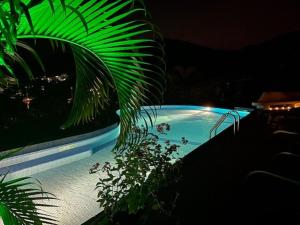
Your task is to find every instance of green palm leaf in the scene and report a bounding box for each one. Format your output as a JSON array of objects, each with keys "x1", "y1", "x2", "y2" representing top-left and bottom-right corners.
[
  {"x1": 0, "y1": 174, "x2": 58, "y2": 225},
  {"x1": 0, "y1": 40, "x2": 46, "y2": 88},
  {"x1": 0, "y1": 148, "x2": 57, "y2": 225},
  {"x1": 12, "y1": 0, "x2": 165, "y2": 147}
]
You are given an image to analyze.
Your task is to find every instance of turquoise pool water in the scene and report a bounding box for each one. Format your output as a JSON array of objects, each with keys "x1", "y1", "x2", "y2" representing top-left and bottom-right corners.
[
  {"x1": 136, "y1": 105, "x2": 249, "y2": 158},
  {"x1": 0, "y1": 105, "x2": 250, "y2": 225}
]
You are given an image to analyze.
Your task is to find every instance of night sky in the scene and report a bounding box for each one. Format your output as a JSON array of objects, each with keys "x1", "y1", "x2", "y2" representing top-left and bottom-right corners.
[{"x1": 146, "y1": 0, "x2": 300, "y2": 49}]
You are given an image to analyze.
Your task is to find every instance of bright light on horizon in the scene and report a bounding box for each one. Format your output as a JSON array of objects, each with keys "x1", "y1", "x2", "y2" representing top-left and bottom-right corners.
[{"x1": 204, "y1": 106, "x2": 212, "y2": 111}]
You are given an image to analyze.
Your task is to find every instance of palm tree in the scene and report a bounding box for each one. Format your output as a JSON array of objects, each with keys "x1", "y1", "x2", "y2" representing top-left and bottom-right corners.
[
  {"x1": 0, "y1": 0, "x2": 165, "y2": 224},
  {"x1": 0, "y1": 0, "x2": 165, "y2": 147},
  {"x1": 0, "y1": 148, "x2": 58, "y2": 225},
  {"x1": 0, "y1": 173, "x2": 58, "y2": 225}
]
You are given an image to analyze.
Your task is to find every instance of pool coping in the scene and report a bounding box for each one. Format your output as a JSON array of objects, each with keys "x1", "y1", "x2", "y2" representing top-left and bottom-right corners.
[
  {"x1": 0, "y1": 123, "x2": 120, "y2": 170},
  {"x1": 116, "y1": 105, "x2": 252, "y2": 117}
]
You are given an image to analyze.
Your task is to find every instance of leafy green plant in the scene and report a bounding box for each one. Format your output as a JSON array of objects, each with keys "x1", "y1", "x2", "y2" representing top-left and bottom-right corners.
[
  {"x1": 1, "y1": 1, "x2": 165, "y2": 224},
  {"x1": 94, "y1": 123, "x2": 187, "y2": 224},
  {"x1": 0, "y1": 174, "x2": 58, "y2": 225},
  {"x1": 1, "y1": 0, "x2": 165, "y2": 147},
  {"x1": 1, "y1": 2, "x2": 64, "y2": 224},
  {"x1": 0, "y1": 0, "x2": 65, "y2": 78},
  {"x1": 0, "y1": 148, "x2": 58, "y2": 225}
]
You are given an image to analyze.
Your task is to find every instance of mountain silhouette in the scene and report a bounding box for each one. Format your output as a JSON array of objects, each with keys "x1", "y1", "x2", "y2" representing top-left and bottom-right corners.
[{"x1": 165, "y1": 31, "x2": 300, "y2": 90}]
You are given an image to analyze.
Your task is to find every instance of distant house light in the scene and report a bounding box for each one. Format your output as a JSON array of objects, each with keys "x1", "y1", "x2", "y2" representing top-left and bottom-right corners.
[
  {"x1": 252, "y1": 92, "x2": 300, "y2": 111},
  {"x1": 22, "y1": 97, "x2": 33, "y2": 109}
]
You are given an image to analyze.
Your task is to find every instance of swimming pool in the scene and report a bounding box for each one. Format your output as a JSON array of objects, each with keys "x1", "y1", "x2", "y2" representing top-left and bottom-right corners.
[
  {"x1": 135, "y1": 105, "x2": 249, "y2": 158},
  {"x1": 0, "y1": 105, "x2": 250, "y2": 225}
]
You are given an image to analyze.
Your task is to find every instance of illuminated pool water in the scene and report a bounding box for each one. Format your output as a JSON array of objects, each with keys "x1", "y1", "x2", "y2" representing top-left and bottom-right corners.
[
  {"x1": 0, "y1": 105, "x2": 250, "y2": 225},
  {"x1": 137, "y1": 105, "x2": 249, "y2": 158}
]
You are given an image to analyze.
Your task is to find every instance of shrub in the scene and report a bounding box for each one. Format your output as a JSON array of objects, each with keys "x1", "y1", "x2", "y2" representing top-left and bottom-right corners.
[{"x1": 93, "y1": 123, "x2": 188, "y2": 224}]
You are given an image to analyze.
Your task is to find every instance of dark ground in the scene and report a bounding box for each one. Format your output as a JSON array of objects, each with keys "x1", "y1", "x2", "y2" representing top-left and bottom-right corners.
[{"x1": 176, "y1": 109, "x2": 300, "y2": 225}]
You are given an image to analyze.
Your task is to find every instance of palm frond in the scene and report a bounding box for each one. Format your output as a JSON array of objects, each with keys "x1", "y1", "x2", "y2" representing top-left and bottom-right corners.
[
  {"x1": 62, "y1": 44, "x2": 112, "y2": 126},
  {"x1": 0, "y1": 147, "x2": 23, "y2": 161},
  {"x1": 0, "y1": 174, "x2": 58, "y2": 225},
  {"x1": 13, "y1": 0, "x2": 165, "y2": 147},
  {"x1": 0, "y1": 0, "x2": 66, "y2": 77},
  {"x1": 0, "y1": 147, "x2": 57, "y2": 225},
  {"x1": 0, "y1": 40, "x2": 45, "y2": 87}
]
